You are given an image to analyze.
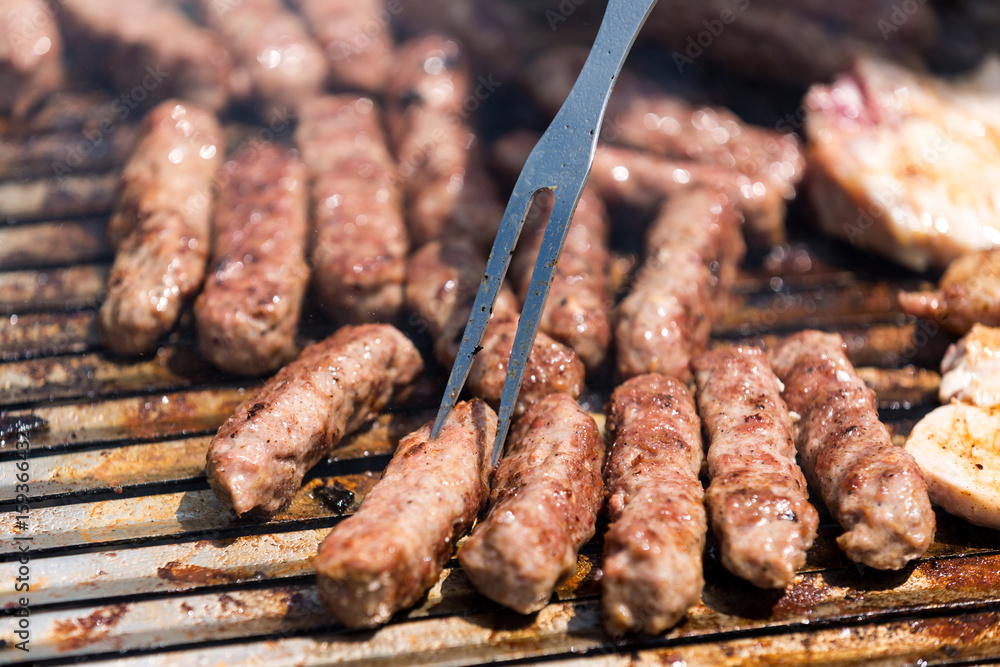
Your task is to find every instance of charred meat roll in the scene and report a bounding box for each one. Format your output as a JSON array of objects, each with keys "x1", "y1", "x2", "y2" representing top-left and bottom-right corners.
[
  {"x1": 194, "y1": 141, "x2": 310, "y2": 376},
  {"x1": 459, "y1": 393, "x2": 605, "y2": 614},
  {"x1": 615, "y1": 185, "x2": 744, "y2": 382},
  {"x1": 315, "y1": 399, "x2": 496, "y2": 628},
  {"x1": 770, "y1": 330, "x2": 935, "y2": 570},
  {"x1": 693, "y1": 344, "x2": 818, "y2": 589},
  {"x1": 386, "y1": 35, "x2": 502, "y2": 248},
  {"x1": 201, "y1": 0, "x2": 326, "y2": 117},
  {"x1": 205, "y1": 324, "x2": 423, "y2": 518},
  {"x1": 296, "y1": 95, "x2": 408, "y2": 324},
  {"x1": 99, "y1": 99, "x2": 223, "y2": 356},
  {"x1": 602, "y1": 373, "x2": 707, "y2": 636},
  {"x1": 292, "y1": 0, "x2": 393, "y2": 93},
  {"x1": 510, "y1": 187, "x2": 613, "y2": 372}
]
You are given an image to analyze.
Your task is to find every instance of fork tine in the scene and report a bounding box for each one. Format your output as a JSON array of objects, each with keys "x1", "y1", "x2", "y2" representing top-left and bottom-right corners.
[
  {"x1": 430, "y1": 182, "x2": 541, "y2": 439},
  {"x1": 491, "y1": 188, "x2": 585, "y2": 464}
]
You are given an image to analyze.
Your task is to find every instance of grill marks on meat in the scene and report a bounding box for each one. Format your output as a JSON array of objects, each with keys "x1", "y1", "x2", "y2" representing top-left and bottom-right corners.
[
  {"x1": 59, "y1": 0, "x2": 232, "y2": 112},
  {"x1": 511, "y1": 188, "x2": 613, "y2": 372},
  {"x1": 602, "y1": 374, "x2": 706, "y2": 637},
  {"x1": 292, "y1": 0, "x2": 393, "y2": 93},
  {"x1": 405, "y1": 238, "x2": 585, "y2": 417},
  {"x1": 201, "y1": 0, "x2": 326, "y2": 117},
  {"x1": 205, "y1": 324, "x2": 423, "y2": 518},
  {"x1": 692, "y1": 345, "x2": 818, "y2": 589},
  {"x1": 315, "y1": 399, "x2": 495, "y2": 628},
  {"x1": 899, "y1": 249, "x2": 1000, "y2": 335},
  {"x1": 386, "y1": 35, "x2": 502, "y2": 248},
  {"x1": 615, "y1": 186, "x2": 745, "y2": 382},
  {"x1": 296, "y1": 95, "x2": 408, "y2": 324},
  {"x1": 193, "y1": 141, "x2": 309, "y2": 376},
  {"x1": 0, "y1": 0, "x2": 63, "y2": 118},
  {"x1": 459, "y1": 393, "x2": 604, "y2": 614},
  {"x1": 99, "y1": 100, "x2": 223, "y2": 356},
  {"x1": 770, "y1": 330, "x2": 935, "y2": 570}
]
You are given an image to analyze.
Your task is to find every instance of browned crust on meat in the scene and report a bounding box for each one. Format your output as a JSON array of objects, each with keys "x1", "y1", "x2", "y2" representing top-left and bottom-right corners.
[
  {"x1": 296, "y1": 95, "x2": 408, "y2": 324},
  {"x1": 692, "y1": 344, "x2": 818, "y2": 589},
  {"x1": 60, "y1": 0, "x2": 232, "y2": 112},
  {"x1": 194, "y1": 141, "x2": 310, "y2": 376},
  {"x1": 386, "y1": 35, "x2": 502, "y2": 248},
  {"x1": 0, "y1": 0, "x2": 64, "y2": 118},
  {"x1": 615, "y1": 186, "x2": 745, "y2": 382},
  {"x1": 315, "y1": 399, "x2": 496, "y2": 628},
  {"x1": 459, "y1": 393, "x2": 604, "y2": 613},
  {"x1": 404, "y1": 238, "x2": 584, "y2": 415},
  {"x1": 468, "y1": 318, "x2": 585, "y2": 418},
  {"x1": 98, "y1": 99, "x2": 223, "y2": 355},
  {"x1": 769, "y1": 330, "x2": 935, "y2": 570},
  {"x1": 205, "y1": 324, "x2": 423, "y2": 518},
  {"x1": 512, "y1": 188, "x2": 613, "y2": 372},
  {"x1": 602, "y1": 374, "x2": 706, "y2": 636}
]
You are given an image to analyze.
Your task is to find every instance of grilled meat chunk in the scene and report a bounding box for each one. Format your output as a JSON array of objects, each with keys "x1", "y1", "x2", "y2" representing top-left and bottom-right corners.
[
  {"x1": 59, "y1": 0, "x2": 232, "y2": 112},
  {"x1": 806, "y1": 56, "x2": 1000, "y2": 272},
  {"x1": 770, "y1": 330, "x2": 935, "y2": 570},
  {"x1": 511, "y1": 187, "x2": 613, "y2": 372},
  {"x1": 459, "y1": 393, "x2": 604, "y2": 614},
  {"x1": 206, "y1": 324, "x2": 423, "y2": 518},
  {"x1": 405, "y1": 238, "x2": 585, "y2": 416},
  {"x1": 693, "y1": 344, "x2": 818, "y2": 589},
  {"x1": 602, "y1": 374, "x2": 706, "y2": 636},
  {"x1": 291, "y1": 0, "x2": 393, "y2": 93},
  {"x1": 0, "y1": 0, "x2": 63, "y2": 118},
  {"x1": 201, "y1": 0, "x2": 326, "y2": 117},
  {"x1": 99, "y1": 100, "x2": 223, "y2": 356},
  {"x1": 386, "y1": 35, "x2": 502, "y2": 248},
  {"x1": 899, "y1": 249, "x2": 1000, "y2": 335},
  {"x1": 905, "y1": 401, "x2": 1000, "y2": 530},
  {"x1": 615, "y1": 186, "x2": 745, "y2": 382},
  {"x1": 296, "y1": 95, "x2": 408, "y2": 324},
  {"x1": 194, "y1": 141, "x2": 309, "y2": 376},
  {"x1": 315, "y1": 399, "x2": 495, "y2": 628},
  {"x1": 939, "y1": 324, "x2": 1000, "y2": 406}
]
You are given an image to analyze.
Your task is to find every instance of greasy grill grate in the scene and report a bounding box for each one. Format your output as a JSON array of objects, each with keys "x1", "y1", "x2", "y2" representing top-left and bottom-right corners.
[{"x1": 5, "y1": 91, "x2": 1000, "y2": 667}]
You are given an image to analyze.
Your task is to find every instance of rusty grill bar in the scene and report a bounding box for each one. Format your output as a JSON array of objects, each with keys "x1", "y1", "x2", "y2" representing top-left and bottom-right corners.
[{"x1": 3, "y1": 91, "x2": 1000, "y2": 667}]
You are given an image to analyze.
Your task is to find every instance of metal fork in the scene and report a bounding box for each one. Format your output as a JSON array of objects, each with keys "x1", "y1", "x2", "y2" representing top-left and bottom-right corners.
[{"x1": 430, "y1": 0, "x2": 659, "y2": 463}]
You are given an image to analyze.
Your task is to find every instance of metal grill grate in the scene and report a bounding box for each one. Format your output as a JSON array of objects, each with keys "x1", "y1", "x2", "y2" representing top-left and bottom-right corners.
[{"x1": 5, "y1": 90, "x2": 1000, "y2": 667}]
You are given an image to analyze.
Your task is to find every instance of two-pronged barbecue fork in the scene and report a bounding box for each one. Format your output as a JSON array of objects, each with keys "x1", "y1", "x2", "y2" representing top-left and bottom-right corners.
[{"x1": 430, "y1": 0, "x2": 660, "y2": 464}]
